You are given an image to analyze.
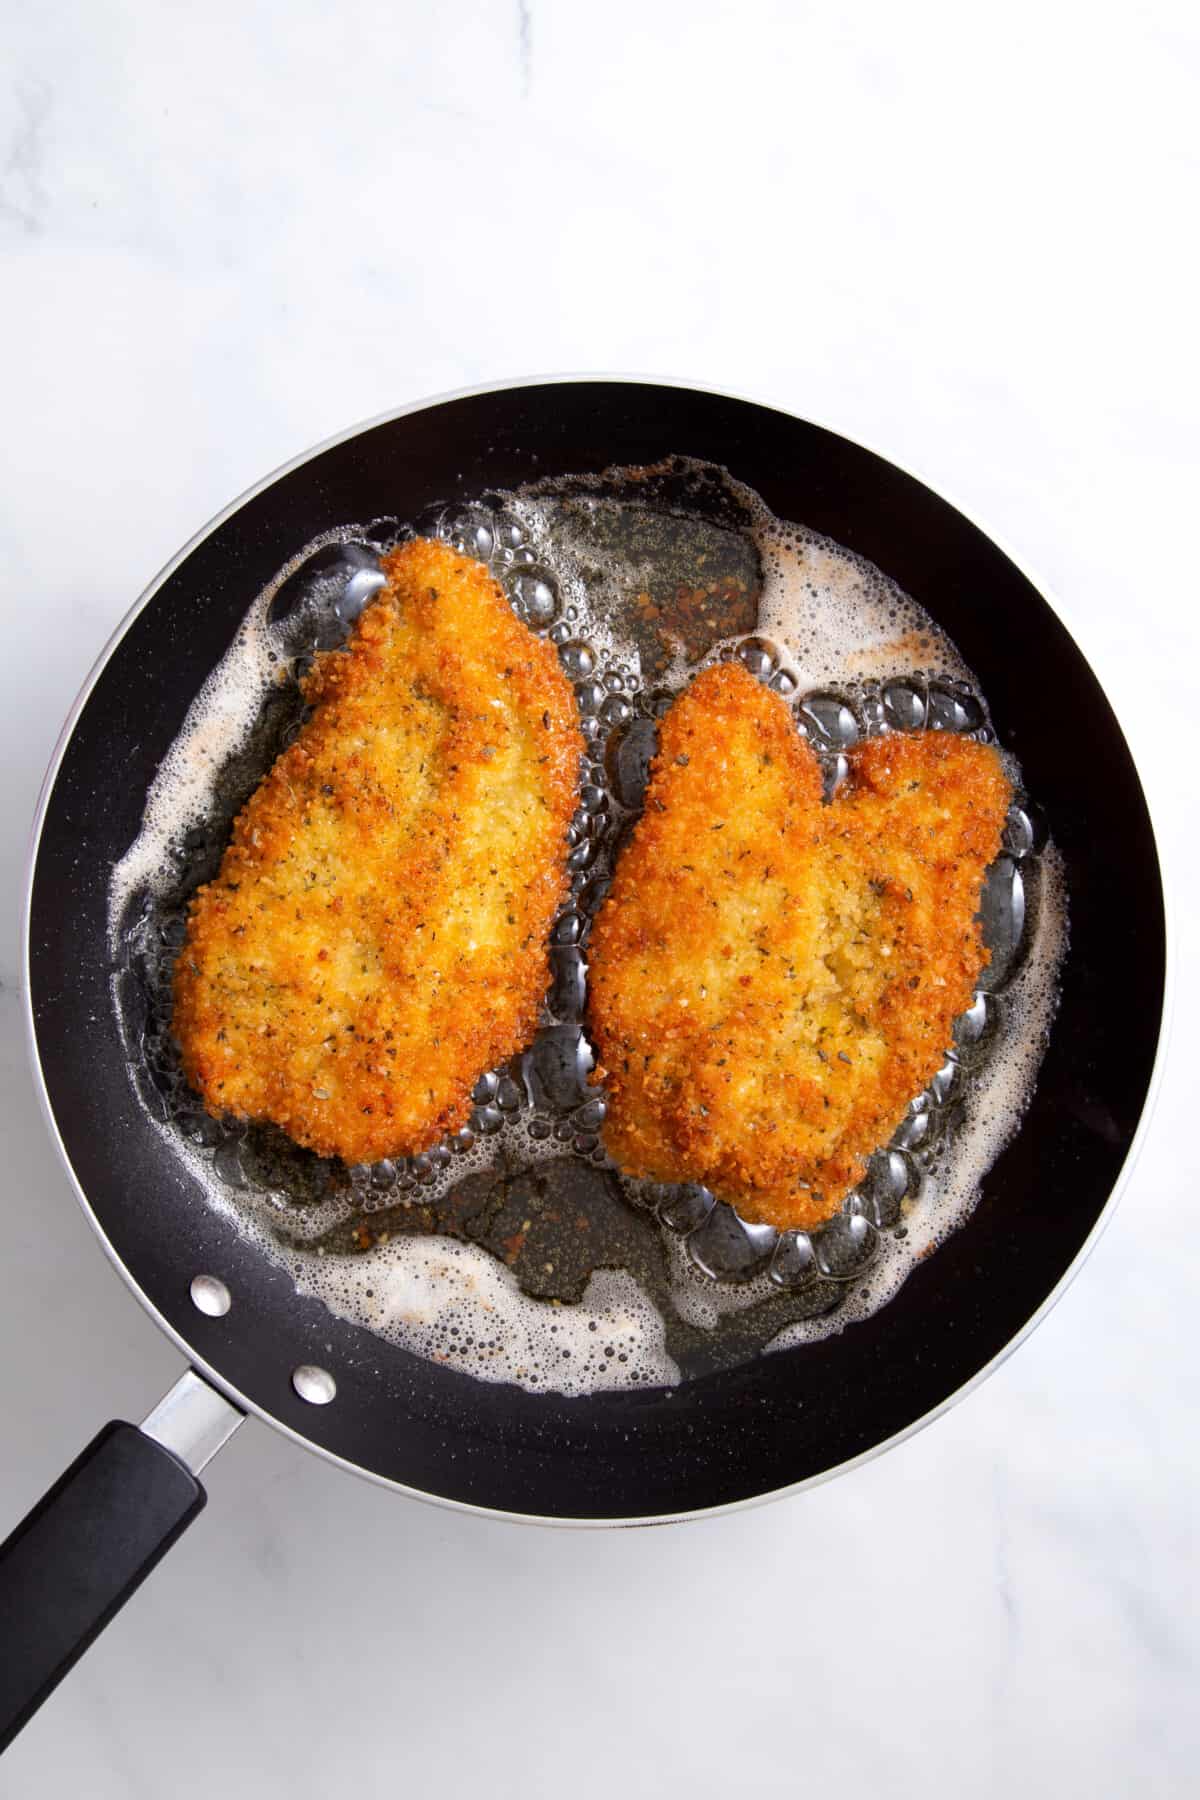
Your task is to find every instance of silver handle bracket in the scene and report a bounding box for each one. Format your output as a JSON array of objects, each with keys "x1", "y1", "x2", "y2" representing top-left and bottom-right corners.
[{"x1": 141, "y1": 1370, "x2": 244, "y2": 1475}]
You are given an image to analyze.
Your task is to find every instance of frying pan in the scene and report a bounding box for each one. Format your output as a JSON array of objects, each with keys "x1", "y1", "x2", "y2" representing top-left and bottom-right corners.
[{"x1": 0, "y1": 378, "x2": 1166, "y2": 1748}]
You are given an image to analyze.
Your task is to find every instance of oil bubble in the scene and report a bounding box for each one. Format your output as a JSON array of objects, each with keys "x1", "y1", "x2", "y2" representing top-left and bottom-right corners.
[
  {"x1": 798, "y1": 694, "x2": 860, "y2": 749},
  {"x1": 688, "y1": 1204, "x2": 774, "y2": 1282},
  {"x1": 560, "y1": 641, "x2": 596, "y2": 680},
  {"x1": 769, "y1": 1230, "x2": 816, "y2": 1288},
  {"x1": 444, "y1": 508, "x2": 495, "y2": 562},
  {"x1": 657, "y1": 1184, "x2": 715, "y2": 1232},
  {"x1": 882, "y1": 681, "x2": 926, "y2": 730},
  {"x1": 507, "y1": 568, "x2": 559, "y2": 626},
  {"x1": 927, "y1": 685, "x2": 984, "y2": 733},
  {"x1": 737, "y1": 637, "x2": 778, "y2": 681}
]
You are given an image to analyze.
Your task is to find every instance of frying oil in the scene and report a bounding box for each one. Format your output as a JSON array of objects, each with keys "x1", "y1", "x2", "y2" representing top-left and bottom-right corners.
[{"x1": 109, "y1": 461, "x2": 1065, "y2": 1394}]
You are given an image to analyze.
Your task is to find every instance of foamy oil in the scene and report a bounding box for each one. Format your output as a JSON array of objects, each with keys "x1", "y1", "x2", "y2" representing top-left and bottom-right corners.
[{"x1": 108, "y1": 460, "x2": 1065, "y2": 1395}]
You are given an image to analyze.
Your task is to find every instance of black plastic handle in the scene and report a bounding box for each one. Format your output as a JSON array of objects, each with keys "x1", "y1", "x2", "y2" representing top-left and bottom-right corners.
[{"x1": 0, "y1": 1421, "x2": 206, "y2": 1751}]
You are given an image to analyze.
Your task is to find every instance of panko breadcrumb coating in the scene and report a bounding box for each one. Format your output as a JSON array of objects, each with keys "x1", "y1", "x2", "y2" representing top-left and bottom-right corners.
[
  {"x1": 587, "y1": 662, "x2": 1011, "y2": 1231},
  {"x1": 173, "y1": 539, "x2": 580, "y2": 1165}
]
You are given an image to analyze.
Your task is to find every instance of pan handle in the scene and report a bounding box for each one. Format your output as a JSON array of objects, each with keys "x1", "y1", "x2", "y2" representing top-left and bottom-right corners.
[{"x1": 0, "y1": 1370, "x2": 243, "y2": 1751}]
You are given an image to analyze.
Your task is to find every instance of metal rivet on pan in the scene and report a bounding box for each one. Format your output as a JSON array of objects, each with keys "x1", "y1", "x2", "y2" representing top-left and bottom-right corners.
[
  {"x1": 189, "y1": 1274, "x2": 232, "y2": 1317},
  {"x1": 292, "y1": 1364, "x2": 337, "y2": 1405}
]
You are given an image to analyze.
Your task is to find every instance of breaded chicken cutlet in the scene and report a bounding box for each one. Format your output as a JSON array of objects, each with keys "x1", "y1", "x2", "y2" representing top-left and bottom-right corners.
[
  {"x1": 173, "y1": 539, "x2": 580, "y2": 1165},
  {"x1": 587, "y1": 662, "x2": 1011, "y2": 1231}
]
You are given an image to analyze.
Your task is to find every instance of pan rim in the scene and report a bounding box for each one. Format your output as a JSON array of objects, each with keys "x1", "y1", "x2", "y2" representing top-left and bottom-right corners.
[{"x1": 21, "y1": 372, "x2": 1174, "y2": 1527}]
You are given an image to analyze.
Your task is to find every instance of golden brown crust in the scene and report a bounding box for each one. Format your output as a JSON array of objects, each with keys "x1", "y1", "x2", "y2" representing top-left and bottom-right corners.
[
  {"x1": 173, "y1": 539, "x2": 581, "y2": 1164},
  {"x1": 587, "y1": 662, "x2": 1011, "y2": 1231}
]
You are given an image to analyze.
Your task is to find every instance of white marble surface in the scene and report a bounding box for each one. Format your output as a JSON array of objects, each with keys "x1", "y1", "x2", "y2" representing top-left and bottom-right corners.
[{"x1": 1, "y1": 2, "x2": 1197, "y2": 1793}]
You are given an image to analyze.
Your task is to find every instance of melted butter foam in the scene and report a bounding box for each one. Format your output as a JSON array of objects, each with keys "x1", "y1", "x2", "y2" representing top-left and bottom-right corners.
[
  {"x1": 295, "y1": 1244, "x2": 675, "y2": 1395},
  {"x1": 755, "y1": 530, "x2": 973, "y2": 689},
  {"x1": 109, "y1": 527, "x2": 350, "y2": 942},
  {"x1": 132, "y1": 1099, "x2": 679, "y2": 1393}
]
